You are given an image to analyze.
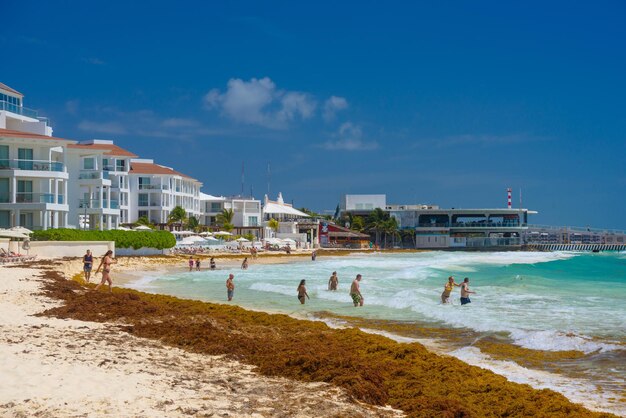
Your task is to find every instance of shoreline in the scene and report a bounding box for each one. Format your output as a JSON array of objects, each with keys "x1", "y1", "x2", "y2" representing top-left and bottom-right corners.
[{"x1": 35, "y1": 257, "x2": 620, "y2": 416}]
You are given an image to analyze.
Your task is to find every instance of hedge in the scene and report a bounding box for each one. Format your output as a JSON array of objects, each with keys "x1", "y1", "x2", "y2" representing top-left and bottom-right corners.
[{"x1": 32, "y1": 229, "x2": 176, "y2": 250}]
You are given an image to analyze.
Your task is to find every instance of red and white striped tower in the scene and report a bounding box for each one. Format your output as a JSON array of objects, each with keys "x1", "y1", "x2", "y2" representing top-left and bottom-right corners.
[{"x1": 507, "y1": 188, "x2": 512, "y2": 209}]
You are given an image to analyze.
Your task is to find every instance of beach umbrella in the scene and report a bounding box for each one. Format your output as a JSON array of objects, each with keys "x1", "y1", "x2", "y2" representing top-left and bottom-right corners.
[
  {"x1": 133, "y1": 225, "x2": 153, "y2": 231},
  {"x1": 10, "y1": 226, "x2": 33, "y2": 234},
  {"x1": 282, "y1": 238, "x2": 296, "y2": 244},
  {"x1": 235, "y1": 237, "x2": 249, "y2": 242},
  {"x1": 199, "y1": 231, "x2": 213, "y2": 237},
  {"x1": 0, "y1": 229, "x2": 29, "y2": 239},
  {"x1": 214, "y1": 231, "x2": 232, "y2": 236},
  {"x1": 205, "y1": 236, "x2": 220, "y2": 242},
  {"x1": 116, "y1": 226, "x2": 131, "y2": 231},
  {"x1": 264, "y1": 237, "x2": 283, "y2": 245}
]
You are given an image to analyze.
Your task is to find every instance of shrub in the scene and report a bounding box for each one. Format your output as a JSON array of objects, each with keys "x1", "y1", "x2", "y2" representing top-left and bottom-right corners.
[{"x1": 32, "y1": 229, "x2": 176, "y2": 250}]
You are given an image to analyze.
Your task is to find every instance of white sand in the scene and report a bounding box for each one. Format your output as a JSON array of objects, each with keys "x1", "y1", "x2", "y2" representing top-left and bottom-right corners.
[{"x1": 0, "y1": 264, "x2": 403, "y2": 417}]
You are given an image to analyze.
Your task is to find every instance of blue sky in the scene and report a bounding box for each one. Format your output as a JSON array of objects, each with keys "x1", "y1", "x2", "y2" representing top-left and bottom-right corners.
[{"x1": 3, "y1": 1, "x2": 625, "y2": 228}]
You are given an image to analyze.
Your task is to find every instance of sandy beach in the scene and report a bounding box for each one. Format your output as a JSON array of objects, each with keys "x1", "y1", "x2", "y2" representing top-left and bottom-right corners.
[{"x1": 0, "y1": 260, "x2": 401, "y2": 417}]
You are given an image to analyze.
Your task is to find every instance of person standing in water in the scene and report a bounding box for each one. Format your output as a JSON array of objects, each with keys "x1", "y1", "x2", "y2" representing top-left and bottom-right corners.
[
  {"x1": 328, "y1": 271, "x2": 339, "y2": 291},
  {"x1": 195, "y1": 258, "x2": 201, "y2": 271},
  {"x1": 311, "y1": 250, "x2": 317, "y2": 261},
  {"x1": 241, "y1": 257, "x2": 249, "y2": 270},
  {"x1": 94, "y1": 250, "x2": 116, "y2": 293},
  {"x1": 460, "y1": 277, "x2": 476, "y2": 305},
  {"x1": 441, "y1": 276, "x2": 460, "y2": 304},
  {"x1": 82, "y1": 249, "x2": 93, "y2": 283},
  {"x1": 188, "y1": 256, "x2": 194, "y2": 272},
  {"x1": 350, "y1": 274, "x2": 364, "y2": 307},
  {"x1": 210, "y1": 257, "x2": 216, "y2": 270},
  {"x1": 226, "y1": 274, "x2": 235, "y2": 301},
  {"x1": 297, "y1": 279, "x2": 310, "y2": 304}
]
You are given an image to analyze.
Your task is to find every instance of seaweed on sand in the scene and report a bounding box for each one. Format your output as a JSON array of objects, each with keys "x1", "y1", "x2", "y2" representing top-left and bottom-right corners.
[{"x1": 37, "y1": 269, "x2": 616, "y2": 418}]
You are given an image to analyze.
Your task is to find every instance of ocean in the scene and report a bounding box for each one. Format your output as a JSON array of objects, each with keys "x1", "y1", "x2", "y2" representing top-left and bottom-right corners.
[{"x1": 126, "y1": 251, "x2": 626, "y2": 415}]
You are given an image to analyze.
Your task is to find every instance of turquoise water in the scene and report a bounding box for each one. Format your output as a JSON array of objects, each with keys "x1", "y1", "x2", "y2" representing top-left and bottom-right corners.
[
  {"x1": 126, "y1": 251, "x2": 626, "y2": 413},
  {"x1": 129, "y1": 251, "x2": 626, "y2": 352}
]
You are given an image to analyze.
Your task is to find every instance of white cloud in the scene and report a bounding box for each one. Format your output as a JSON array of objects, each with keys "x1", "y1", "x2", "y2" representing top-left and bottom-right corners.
[
  {"x1": 321, "y1": 122, "x2": 378, "y2": 151},
  {"x1": 77, "y1": 120, "x2": 127, "y2": 135},
  {"x1": 323, "y1": 96, "x2": 348, "y2": 121},
  {"x1": 203, "y1": 77, "x2": 317, "y2": 129},
  {"x1": 161, "y1": 118, "x2": 199, "y2": 128}
]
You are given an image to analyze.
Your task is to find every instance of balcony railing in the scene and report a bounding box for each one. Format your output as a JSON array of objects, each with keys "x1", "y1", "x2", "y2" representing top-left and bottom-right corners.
[
  {"x1": 0, "y1": 159, "x2": 64, "y2": 172},
  {"x1": 78, "y1": 199, "x2": 120, "y2": 209},
  {"x1": 16, "y1": 192, "x2": 55, "y2": 204},
  {"x1": 450, "y1": 222, "x2": 523, "y2": 228},
  {"x1": 78, "y1": 170, "x2": 110, "y2": 180},
  {"x1": 0, "y1": 100, "x2": 38, "y2": 118},
  {"x1": 139, "y1": 184, "x2": 169, "y2": 190}
]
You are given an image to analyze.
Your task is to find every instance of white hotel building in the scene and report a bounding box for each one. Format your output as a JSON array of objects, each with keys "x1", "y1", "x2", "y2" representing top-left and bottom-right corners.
[{"x1": 0, "y1": 83, "x2": 72, "y2": 230}]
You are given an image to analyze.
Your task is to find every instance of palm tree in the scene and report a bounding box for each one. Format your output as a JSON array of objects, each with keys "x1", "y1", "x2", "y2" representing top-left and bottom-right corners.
[
  {"x1": 383, "y1": 217, "x2": 400, "y2": 248},
  {"x1": 135, "y1": 216, "x2": 154, "y2": 229},
  {"x1": 365, "y1": 208, "x2": 387, "y2": 246},
  {"x1": 268, "y1": 218, "x2": 279, "y2": 236},
  {"x1": 217, "y1": 208, "x2": 234, "y2": 226},
  {"x1": 186, "y1": 215, "x2": 200, "y2": 232},
  {"x1": 351, "y1": 216, "x2": 365, "y2": 232},
  {"x1": 168, "y1": 206, "x2": 187, "y2": 230}
]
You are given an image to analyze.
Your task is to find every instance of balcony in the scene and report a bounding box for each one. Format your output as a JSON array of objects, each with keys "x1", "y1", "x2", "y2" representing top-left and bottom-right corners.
[
  {"x1": 0, "y1": 159, "x2": 64, "y2": 172},
  {"x1": 139, "y1": 184, "x2": 169, "y2": 191},
  {"x1": 78, "y1": 170, "x2": 110, "y2": 180},
  {"x1": 16, "y1": 192, "x2": 55, "y2": 204},
  {"x1": 78, "y1": 199, "x2": 120, "y2": 209},
  {"x1": 450, "y1": 222, "x2": 523, "y2": 228},
  {"x1": 1, "y1": 100, "x2": 37, "y2": 118}
]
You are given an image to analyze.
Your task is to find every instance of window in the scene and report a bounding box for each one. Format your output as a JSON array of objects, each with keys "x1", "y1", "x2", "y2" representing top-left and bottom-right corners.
[
  {"x1": 0, "y1": 145, "x2": 8, "y2": 168},
  {"x1": 102, "y1": 158, "x2": 109, "y2": 170},
  {"x1": 0, "y1": 178, "x2": 8, "y2": 202},
  {"x1": 139, "y1": 177, "x2": 150, "y2": 189},
  {"x1": 19, "y1": 212, "x2": 34, "y2": 228},
  {"x1": 0, "y1": 210, "x2": 9, "y2": 228},
  {"x1": 138, "y1": 193, "x2": 149, "y2": 206},
  {"x1": 116, "y1": 159, "x2": 125, "y2": 171},
  {"x1": 248, "y1": 216, "x2": 258, "y2": 226},
  {"x1": 18, "y1": 148, "x2": 33, "y2": 170},
  {"x1": 83, "y1": 157, "x2": 95, "y2": 170},
  {"x1": 210, "y1": 202, "x2": 222, "y2": 211},
  {"x1": 138, "y1": 210, "x2": 149, "y2": 219}
]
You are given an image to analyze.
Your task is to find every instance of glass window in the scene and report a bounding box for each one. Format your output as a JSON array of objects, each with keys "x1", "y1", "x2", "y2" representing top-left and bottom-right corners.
[
  {"x1": 138, "y1": 193, "x2": 149, "y2": 206},
  {"x1": 116, "y1": 159, "x2": 125, "y2": 171},
  {"x1": 103, "y1": 158, "x2": 109, "y2": 170},
  {"x1": 210, "y1": 202, "x2": 222, "y2": 211},
  {"x1": 0, "y1": 178, "x2": 9, "y2": 203},
  {"x1": 18, "y1": 148, "x2": 33, "y2": 170},
  {"x1": 83, "y1": 158, "x2": 95, "y2": 170},
  {"x1": 0, "y1": 210, "x2": 9, "y2": 228},
  {"x1": 0, "y1": 145, "x2": 8, "y2": 168}
]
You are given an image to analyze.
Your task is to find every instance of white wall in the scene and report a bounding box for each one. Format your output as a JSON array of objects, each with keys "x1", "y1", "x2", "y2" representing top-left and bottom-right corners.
[
  {"x1": 342, "y1": 194, "x2": 386, "y2": 211},
  {"x1": 24, "y1": 240, "x2": 115, "y2": 258}
]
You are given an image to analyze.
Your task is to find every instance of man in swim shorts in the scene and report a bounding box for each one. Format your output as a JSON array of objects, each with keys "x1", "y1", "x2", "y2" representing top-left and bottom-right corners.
[
  {"x1": 460, "y1": 277, "x2": 476, "y2": 305},
  {"x1": 350, "y1": 274, "x2": 364, "y2": 307},
  {"x1": 226, "y1": 274, "x2": 235, "y2": 301},
  {"x1": 83, "y1": 249, "x2": 93, "y2": 283}
]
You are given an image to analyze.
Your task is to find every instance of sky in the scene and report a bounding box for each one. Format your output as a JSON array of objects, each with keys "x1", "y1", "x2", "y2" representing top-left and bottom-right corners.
[{"x1": 2, "y1": 1, "x2": 625, "y2": 229}]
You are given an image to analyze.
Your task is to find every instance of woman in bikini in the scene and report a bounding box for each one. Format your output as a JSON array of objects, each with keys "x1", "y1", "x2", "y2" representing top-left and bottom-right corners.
[
  {"x1": 94, "y1": 250, "x2": 116, "y2": 293},
  {"x1": 297, "y1": 279, "x2": 310, "y2": 304}
]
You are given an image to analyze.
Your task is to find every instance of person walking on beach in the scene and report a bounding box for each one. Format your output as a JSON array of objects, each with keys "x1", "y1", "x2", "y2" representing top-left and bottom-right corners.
[
  {"x1": 241, "y1": 257, "x2": 249, "y2": 270},
  {"x1": 441, "y1": 276, "x2": 460, "y2": 304},
  {"x1": 210, "y1": 257, "x2": 216, "y2": 270},
  {"x1": 94, "y1": 250, "x2": 116, "y2": 293},
  {"x1": 460, "y1": 277, "x2": 476, "y2": 305},
  {"x1": 195, "y1": 258, "x2": 201, "y2": 271},
  {"x1": 82, "y1": 249, "x2": 93, "y2": 283},
  {"x1": 328, "y1": 271, "x2": 339, "y2": 291},
  {"x1": 350, "y1": 274, "x2": 364, "y2": 307},
  {"x1": 226, "y1": 274, "x2": 235, "y2": 301},
  {"x1": 297, "y1": 279, "x2": 310, "y2": 304},
  {"x1": 188, "y1": 256, "x2": 194, "y2": 272}
]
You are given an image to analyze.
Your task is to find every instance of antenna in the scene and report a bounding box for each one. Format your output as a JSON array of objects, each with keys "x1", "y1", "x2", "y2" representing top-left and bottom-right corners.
[
  {"x1": 519, "y1": 188, "x2": 523, "y2": 209},
  {"x1": 241, "y1": 161, "x2": 245, "y2": 196},
  {"x1": 507, "y1": 188, "x2": 512, "y2": 209},
  {"x1": 267, "y1": 162, "x2": 271, "y2": 196}
]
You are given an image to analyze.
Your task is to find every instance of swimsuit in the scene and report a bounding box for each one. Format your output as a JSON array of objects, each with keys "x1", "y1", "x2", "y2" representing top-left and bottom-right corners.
[
  {"x1": 460, "y1": 297, "x2": 471, "y2": 305},
  {"x1": 84, "y1": 255, "x2": 93, "y2": 271},
  {"x1": 350, "y1": 293, "x2": 361, "y2": 304}
]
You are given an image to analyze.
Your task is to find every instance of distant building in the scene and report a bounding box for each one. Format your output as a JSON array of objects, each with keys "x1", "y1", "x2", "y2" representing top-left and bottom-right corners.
[
  {"x1": 340, "y1": 194, "x2": 386, "y2": 216},
  {"x1": 200, "y1": 193, "x2": 263, "y2": 238},
  {"x1": 128, "y1": 159, "x2": 202, "y2": 226},
  {"x1": 66, "y1": 140, "x2": 137, "y2": 229}
]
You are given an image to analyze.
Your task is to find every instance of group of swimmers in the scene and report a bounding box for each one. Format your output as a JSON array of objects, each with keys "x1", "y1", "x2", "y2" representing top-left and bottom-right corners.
[{"x1": 188, "y1": 256, "x2": 217, "y2": 271}]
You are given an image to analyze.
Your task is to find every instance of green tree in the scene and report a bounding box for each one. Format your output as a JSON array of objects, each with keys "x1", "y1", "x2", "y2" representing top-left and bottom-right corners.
[
  {"x1": 186, "y1": 215, "x2": 200, "y2": 231},
  {"x1": 351, "y1": 216, "x2": 365, "y2": 232},
  {"x1": 217, "y1": 208, "x2": 234, "y2": 226},
  {"x1": 268, "y1": 218, "x2": 279, "y2": 234},
  {"x1": 135, "y1": 216, "x2": 154, "y2": 228},
  {"x1": 168, "y1": 206, "x2": 187, "y2": 229},
  {"x1": 365, "y1": 208, "x2": 388, "y2": 246},
  {"x1": 383, "y1": 217, "x2": 400, "y2": 248},
  {"x1": 223, "y1": 222, "x2": 235, "y2": 232}
]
